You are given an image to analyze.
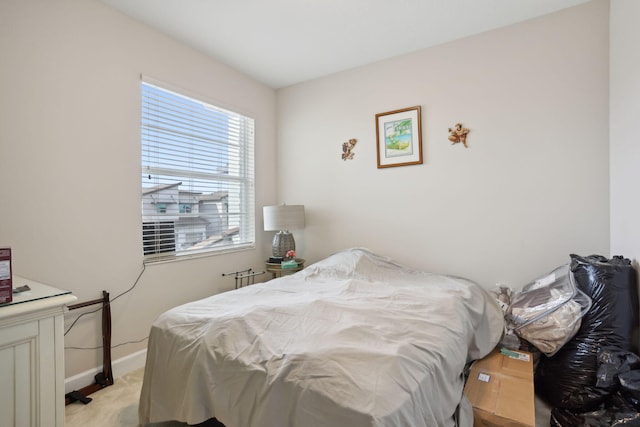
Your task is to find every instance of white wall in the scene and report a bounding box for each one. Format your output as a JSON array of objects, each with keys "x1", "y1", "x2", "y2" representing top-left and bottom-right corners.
[
  {"x1": 0, "y1": 0, "x2": 277, "y2": 376},
  {"x1": 610, "y1": 0, "x2": 640, "y2": 265},
  {"x1": 276, "y1": 0, "x2": 610, "y2": 289}
]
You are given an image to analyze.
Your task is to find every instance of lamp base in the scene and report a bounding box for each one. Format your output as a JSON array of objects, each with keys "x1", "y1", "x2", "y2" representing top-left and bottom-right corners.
[{"x1": 272, "y1": 231, "x2": 295, "y2": 258}]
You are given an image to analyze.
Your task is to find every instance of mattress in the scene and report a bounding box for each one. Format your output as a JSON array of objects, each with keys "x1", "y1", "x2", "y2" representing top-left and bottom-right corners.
[{"x1": 139, "y1": 248, "x2": 503, "y2": 426}]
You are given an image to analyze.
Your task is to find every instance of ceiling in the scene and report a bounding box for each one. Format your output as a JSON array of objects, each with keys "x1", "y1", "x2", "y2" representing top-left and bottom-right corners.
[{"x1": 99, "y1": 0, "x2": 591, "y2": 89}]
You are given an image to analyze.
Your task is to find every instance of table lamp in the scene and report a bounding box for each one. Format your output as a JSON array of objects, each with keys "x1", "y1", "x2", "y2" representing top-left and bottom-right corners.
[{"x1": 263, "y1": 204, "x2": 305, "y2": 258}]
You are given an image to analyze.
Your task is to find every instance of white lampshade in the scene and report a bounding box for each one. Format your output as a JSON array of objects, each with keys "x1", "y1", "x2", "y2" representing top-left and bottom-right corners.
[{"x1": 263, "y1": 204, "x2": 305, "y2": 231}]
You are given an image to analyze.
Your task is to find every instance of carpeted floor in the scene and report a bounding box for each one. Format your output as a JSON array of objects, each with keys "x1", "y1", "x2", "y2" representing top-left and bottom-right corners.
[
  {"x1": 65, "y1": 368, "x2": 223, "y2": 427},
  {"x1": 65, "y1": 367, "x2": 551, "y2": 426},
  {"x1": 65, "y1": 368, "x2": 144, "y2": 427}
]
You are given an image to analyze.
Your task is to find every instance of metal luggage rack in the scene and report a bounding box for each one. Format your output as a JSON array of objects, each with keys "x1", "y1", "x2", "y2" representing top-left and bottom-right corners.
[{"x1": 222, "y1": 268, "x2": 265, "y2": 289}]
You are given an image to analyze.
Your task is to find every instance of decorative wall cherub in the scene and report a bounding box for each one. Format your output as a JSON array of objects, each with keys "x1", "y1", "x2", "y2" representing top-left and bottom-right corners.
[
  {"x1": 448, "y1": 123, "x2": 470, "y2": 148},
  {"x1": 341, "y1": 138, "x2": 357, "y2": 160}
]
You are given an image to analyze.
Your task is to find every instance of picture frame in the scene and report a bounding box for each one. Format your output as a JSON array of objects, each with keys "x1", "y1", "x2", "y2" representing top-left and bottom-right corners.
[{"x1": 375, "y1": 106, "x2": 423, "y2": 168}]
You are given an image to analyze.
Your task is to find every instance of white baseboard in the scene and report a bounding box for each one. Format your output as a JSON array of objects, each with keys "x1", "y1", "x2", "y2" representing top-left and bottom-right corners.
[{"x1": 64, "y1": 349, "x2": 147, "y2": 394}]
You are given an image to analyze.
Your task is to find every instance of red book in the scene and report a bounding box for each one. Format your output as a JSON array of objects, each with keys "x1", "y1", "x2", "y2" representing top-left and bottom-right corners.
[{"x1": 0, "y1": 247, "x2": 12, "y2": 304}]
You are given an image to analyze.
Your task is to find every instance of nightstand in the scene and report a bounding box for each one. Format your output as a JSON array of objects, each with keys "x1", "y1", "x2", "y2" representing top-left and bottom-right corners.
[{"x1": 265, "y1": 258, "x2": 305, "y2": 279}]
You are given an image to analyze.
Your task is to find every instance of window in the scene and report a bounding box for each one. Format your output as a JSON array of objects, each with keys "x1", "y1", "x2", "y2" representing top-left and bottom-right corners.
[
  {"x1": 141, "y1": 79, "x2": 255, "y2": 262},
  {"x1": 142, "y1": 221, "x2": 175, "y2": 255}
]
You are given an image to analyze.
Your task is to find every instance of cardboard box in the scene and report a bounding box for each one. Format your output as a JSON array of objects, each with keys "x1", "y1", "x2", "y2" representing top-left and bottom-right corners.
[
  {"x1": 0, "y1": 247, "x2": 12, "y2": 304},
  {"x1": 464, "y1": 348, "x2": 535, "y2": 427}
]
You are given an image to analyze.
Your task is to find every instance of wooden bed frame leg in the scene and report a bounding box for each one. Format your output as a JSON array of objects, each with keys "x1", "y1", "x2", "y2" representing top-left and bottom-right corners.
[
  {"x1": 101, "y1": 290, "x2": 114, "y2": 387},
  {"x1": 65, "y1": 291, "x2": 114, "y2": 405}
]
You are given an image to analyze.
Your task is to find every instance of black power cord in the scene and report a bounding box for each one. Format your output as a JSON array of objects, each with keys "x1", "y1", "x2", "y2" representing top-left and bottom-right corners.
[{"x1": 64, "y1": 263, "x2": 147, "y2": 349}]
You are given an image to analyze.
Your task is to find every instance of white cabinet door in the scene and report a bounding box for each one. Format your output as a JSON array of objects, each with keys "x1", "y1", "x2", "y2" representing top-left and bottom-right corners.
[{"x1": 0, "y1": 320, "x2": 38, "y2": 426}]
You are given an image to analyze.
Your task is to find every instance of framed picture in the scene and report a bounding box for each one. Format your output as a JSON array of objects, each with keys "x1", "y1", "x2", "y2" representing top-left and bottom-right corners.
[{"x1": 375, "y1": 106, "x2": 423, "y2": 168}]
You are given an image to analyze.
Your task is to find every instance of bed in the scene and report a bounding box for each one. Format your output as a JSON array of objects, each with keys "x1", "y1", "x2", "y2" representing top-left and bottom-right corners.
[{"x1": 139, "y1": 248, "x2": 504, "y2": 427}]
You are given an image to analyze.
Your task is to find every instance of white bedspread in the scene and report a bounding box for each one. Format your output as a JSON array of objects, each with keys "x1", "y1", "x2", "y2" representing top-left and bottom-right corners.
[{"x1": 139, "y1": 248, "x2": 503, "y2": 427}]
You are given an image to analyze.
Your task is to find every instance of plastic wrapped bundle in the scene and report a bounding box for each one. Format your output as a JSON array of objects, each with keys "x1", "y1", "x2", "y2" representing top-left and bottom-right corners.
[
  {"x1": 536, "y1": 254, "x2": 639, "y2": 411},
  {"x1": 506, "y1": 264, "x2": 591, "y2": 356}
]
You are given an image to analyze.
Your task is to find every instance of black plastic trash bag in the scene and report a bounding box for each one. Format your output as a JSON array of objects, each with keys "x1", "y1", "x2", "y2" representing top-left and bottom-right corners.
[
  {"x1": 536, "y1": 254, "x2": 639, "y2": 411},
  {"x1": 550, "y1": 392, "x2": 640, "y2": 427},
  {"x1": 620, "y1": 370, "x2": 640, "y2": 411},
  {"x1": 597, "y1": 348, "x2": 640, "y2": 390},
  {"x1": 550, "y1": 349, "x2": 640, "y2": 426}
]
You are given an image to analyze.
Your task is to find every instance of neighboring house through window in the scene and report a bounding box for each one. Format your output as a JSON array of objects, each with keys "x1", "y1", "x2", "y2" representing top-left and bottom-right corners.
[{"x1": 141, "y1": 79, "x2": 255, "y2": 261}]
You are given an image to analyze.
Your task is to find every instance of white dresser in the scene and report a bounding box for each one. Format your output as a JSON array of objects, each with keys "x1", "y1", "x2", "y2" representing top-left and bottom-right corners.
[{"x1": 0, "y1": 276, "x2": 76, "y2": 427}]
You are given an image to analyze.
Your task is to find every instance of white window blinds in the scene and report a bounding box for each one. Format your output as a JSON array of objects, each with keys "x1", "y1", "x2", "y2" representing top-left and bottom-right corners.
[{"x1": 141, "y1": 80, "x2": 255, "y2": 262}]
